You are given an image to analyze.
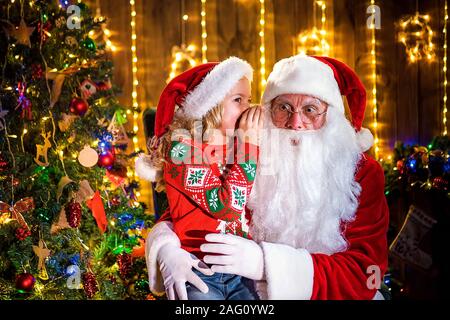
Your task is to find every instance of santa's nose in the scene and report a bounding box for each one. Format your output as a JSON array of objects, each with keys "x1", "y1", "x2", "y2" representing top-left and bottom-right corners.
[{"x1": 285, "y1": 112, "x2": 304, "y2": 131}]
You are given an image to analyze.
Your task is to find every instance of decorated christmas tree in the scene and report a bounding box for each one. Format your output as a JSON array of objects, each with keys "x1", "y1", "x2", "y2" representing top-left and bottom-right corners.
[{"x1": 0, "y1": 0, "x2": 154, "y2": 299}]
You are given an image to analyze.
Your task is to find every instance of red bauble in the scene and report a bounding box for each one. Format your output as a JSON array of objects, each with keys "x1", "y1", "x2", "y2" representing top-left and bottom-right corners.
[
  {"x1": 98, "y1": 151, "x2": 115, "y2": 169},
  {"x1": 16, "y1": 273, "x2": 36, "y2": 292},
  {"x1": 82, "y1": 272, "x2": 99, "y2": 299},
  {"x1": 69, "y1": 98, "x2": 89, "y2": 116},
  {"x1": 65, "y1": 200, "x2": 82, "y2": 228}
]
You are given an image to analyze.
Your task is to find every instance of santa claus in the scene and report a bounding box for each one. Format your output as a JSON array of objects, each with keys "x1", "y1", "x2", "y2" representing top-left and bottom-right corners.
[{"x1": 142, "y1": 55, "x2": 389, "y2": 300}]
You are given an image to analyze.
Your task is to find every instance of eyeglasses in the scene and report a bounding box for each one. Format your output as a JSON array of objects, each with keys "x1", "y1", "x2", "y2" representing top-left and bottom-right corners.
[{"x1": 271, "y1": 101, "x2": 327, "y2": 124}]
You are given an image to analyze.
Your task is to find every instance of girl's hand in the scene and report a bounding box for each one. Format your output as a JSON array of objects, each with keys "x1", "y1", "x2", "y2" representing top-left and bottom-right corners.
[{"x1": 238, "y1": 106, "x2": 264, "y2": 145}]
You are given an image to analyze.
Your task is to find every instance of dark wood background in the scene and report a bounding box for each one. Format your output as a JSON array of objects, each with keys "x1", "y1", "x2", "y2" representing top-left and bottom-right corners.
[{"x1": 94, "y1": 0, "x2": 448, "y2": 157}]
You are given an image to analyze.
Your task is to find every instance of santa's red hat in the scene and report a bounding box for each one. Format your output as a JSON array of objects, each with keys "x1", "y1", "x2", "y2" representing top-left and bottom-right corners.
[
  {"x1": 136, "y1": 56, "x2": 253, "y2": 181},
  {"x1": 261, "y1": 55, "x2": 374, "y2": 152}
]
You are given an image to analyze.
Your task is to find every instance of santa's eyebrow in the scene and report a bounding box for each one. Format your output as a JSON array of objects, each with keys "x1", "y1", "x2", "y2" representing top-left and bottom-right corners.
[{"x1": 302, "y1": 97, "x2": 322, "y2": 105}]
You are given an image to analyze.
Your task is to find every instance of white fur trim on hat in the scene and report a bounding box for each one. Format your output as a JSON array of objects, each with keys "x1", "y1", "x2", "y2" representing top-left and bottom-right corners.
[
  {"x1": 135, "y1": 153, "x2": 162, "y2": 182},
  {"x1": 145, "y1": 221, "x2": 181, "y2": 296},
  {"x1": 262, "y1": 55, "x2": 344, "y2": 113},
  {"x1": 182, "y1": 56, "x2": 253, "y2": 119},
  {"x1": 357, "y1": 127, "x2": 374, "y2": 152}
]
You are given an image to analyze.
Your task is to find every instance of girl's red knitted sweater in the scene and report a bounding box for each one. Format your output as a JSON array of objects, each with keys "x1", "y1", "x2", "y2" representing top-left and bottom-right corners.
[{"x1": 160, "y1": 137, "x2": 259, "y2": 260}]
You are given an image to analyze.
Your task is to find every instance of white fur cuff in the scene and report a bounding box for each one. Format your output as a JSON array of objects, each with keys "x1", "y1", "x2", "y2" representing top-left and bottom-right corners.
[
  {"x1": 145, "y1": 221, "x2": 181, "y2": 295},
  {"x1": 260, "y1": 242, "x2": 314, "y2": 300}
]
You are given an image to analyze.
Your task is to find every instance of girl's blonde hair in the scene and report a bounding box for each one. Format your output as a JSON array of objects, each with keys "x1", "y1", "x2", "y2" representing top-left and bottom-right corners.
[{"x1": 151, "y1": 103, "x2": 224, "y2": 192}]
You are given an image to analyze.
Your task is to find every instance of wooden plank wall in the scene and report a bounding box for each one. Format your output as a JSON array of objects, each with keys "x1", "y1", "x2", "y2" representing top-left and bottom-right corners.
[{"x1": 95, "y1": 0, "x2": 447, "y2": 158}]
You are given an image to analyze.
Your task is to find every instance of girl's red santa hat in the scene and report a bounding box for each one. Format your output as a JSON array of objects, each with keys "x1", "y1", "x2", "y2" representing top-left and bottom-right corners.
[
  {"x1": 135, "y1": 56, "x2": 253, "y2": 181},
  {"x1": 262, "y1": 55, "x2": 374, "y2": 152}
]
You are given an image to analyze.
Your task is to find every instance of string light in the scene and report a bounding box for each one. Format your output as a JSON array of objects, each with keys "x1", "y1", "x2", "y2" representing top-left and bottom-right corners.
[
  {"x1": 398, "y1": 13, "x2": 435, "y2": 62},
  {"x1": 168, "y1": 45, "x2": 199, "y2": 81},
  {"x1": 93, "y1": 13, "x2": 117, "y2": 52},
  {"x1": 443, "y1": 0, "x2": 448, "y2": 135},
  {"x1": 296, "y1": 1, "x2": 330, "y2": 57},
  {"x1": 201, "y1": 0, "x2": 208, "y2": 63},
  {"x1": 370, "y1": 0, "x2": 380, "y2": 160},
  {"x1": 259, "y1": 0, "x2": 266, "y2": 91},
  {"x1": 168, "y1": 2, "x2": 199, "y2": 81},
  {"x1": 129, "y1": 0, "x2": 140, "y2": 159}
]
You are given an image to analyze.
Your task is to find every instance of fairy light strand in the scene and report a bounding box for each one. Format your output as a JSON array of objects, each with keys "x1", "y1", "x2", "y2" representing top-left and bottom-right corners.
[
  {"x1": 201, "y1": 0, "x2": 207, "y2": 63},
  {"x1": 370, "y1": 0, "x2": 380, "y2": 160},
  {"x1": 129, "y1": 0, "x2": 140, "y2": 182},
  {"x1": 443, "y1": 0, "x2": 448, "y2": 135},
  {"x1": 259, "y1": 0, "x2": 266, "y2": 92}
]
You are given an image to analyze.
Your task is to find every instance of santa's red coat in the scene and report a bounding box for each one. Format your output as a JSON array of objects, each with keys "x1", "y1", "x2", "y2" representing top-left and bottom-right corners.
[{"x1": 146, "y1": 153, "x2": 389, "y2": 300}]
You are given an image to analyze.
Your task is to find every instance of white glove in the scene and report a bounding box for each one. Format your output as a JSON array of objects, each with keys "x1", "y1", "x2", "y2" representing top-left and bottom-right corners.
[
  {"x1": 200, "y1": 233, "x2": 264, "y2": 281},
  {"x1": 158, "y1": 243, "x2": 214, "y2": 300}
]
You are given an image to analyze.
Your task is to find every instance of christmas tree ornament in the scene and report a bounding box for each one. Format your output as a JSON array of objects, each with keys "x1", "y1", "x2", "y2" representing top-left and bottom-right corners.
[
  {"x1": 79, "y1": 79, "x2": 97, "y2": 99},
  {"x1": 58, "y1": 113, "x2": 78, "y2": 132},
  {"x1": 50, "y1": 208, "x2": 70, "y2": 234},
  {"x1": 36, "y1": 207, "x2": 52, "y2": 224},
  {"x1": 390, "y1": 205, "x2": 436, "y2": 269},
  {"x1": 37, "y1": 20, "x2": 52, "y2": 42},
  {"x1": 111, "y1": 195, "x2": 121, "y2": 206},
  {"x1": 55, "y1": 16, "x2": 66, "y2": 28},
  {"x1": 65, "y1": 200, "x2": 82, "y2": 228},
  {"x1": 15, "y1": 227, "x2": 31, "y2": 241},
  {"x1": 66, "y1": 265, "x2": 82, "y2": 289},
  {"x1": 146, "y1": 293, "x2": 156, "y2": 300},
  {"x1": 33, "y1": 239, "x2": 51, "y2": 280},
  {"x1": 106, "y1": 164, "x2": 127, "y2": 187},
  {"x1": 86, "y1": 191, "x2": 108, "y2": 234},
  {"x1": 31, "y1": 64, "x2": 44, "y2": 79},
  {"x1": 15, "y1": 273, "x2": 36, "y2": 293},
  {"x1": 65, "y1": 35, "x2": 78, "y2": 47},
  {"x1": 69, "y1": 97, "x2": 89, "y2": 116},
  {"x1": 96, "y1": 79, "x2": 112, "y2": 91},
  {"x1": 4, "y1": 18, "x2": 35, "y2": 47},
  {"x1": 45, "y1": 70, "x2": 66, "y2": 108},
  {"x1": 107, "y1": 111, "x2": 130, "y2": 146},
  {"x1": 74, "y1": 180, "x2": 95, "y2": 203},
  {"x1": 82, "y1": 37, "x2": 96, "y2": 51},
  {"x1": 56, "y1": 175, "x2": 75, "y2": 202},
  {"x1": 0, "y1": 103, "x2": 9, "y2": 131},
  {"x1": 117, "y1": 252, "x2": 132, "y2": 278},
  {"x1": 78, "y1": 145, "x2": 99, "y2": 168},
  {"x1": 0, "y1": 197, "x2": 34, "y2": 231},
  {"x1": 97, "y1": 151, "x2": 115, "y2": 169},
  {"x1": 0, "y1": 153, "x2": 8, "y2": 172},
  {"x1": 15, "y1": 81, "x2": 32, "y2": 120},
  {"x1": 432, "y1": 176, "x2": 448, "y2": 191},
  {"x1": 34, "y1": 130, "x2": 52, "y2": 167},
  {"x1": 82, "y1": 271, "x2": 99, "y2": 299}
]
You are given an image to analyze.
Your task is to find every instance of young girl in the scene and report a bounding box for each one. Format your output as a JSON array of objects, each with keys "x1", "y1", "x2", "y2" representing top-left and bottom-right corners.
[{"x1": 136, "y1": 57, "x2": 263, "y2": 300}]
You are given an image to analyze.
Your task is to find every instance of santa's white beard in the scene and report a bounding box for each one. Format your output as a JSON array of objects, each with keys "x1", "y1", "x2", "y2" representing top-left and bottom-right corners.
[{"x1": 248, "y1": 107, "x2": 362, "y2": 255}]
